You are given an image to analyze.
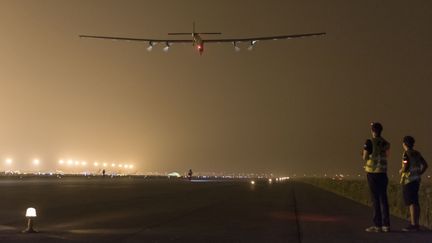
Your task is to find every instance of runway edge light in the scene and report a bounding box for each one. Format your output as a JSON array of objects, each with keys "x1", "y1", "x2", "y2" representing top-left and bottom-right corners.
[{"x1": 22, "y1": 207, "x2": 38, "y2": 233}]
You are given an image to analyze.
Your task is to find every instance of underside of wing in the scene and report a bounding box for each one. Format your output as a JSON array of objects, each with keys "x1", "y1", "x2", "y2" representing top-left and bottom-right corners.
[
  {"x1": 79, "y1": 35, "x2": 193, "y2": 44},
  {"x1": 203, "y1": 32, "x2": 326, "y2": 43}
]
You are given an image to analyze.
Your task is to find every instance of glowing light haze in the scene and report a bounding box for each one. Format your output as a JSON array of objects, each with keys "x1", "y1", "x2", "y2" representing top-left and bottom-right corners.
[{"x1": 0, "y1": 1, "x2": 430, "y2": 174}]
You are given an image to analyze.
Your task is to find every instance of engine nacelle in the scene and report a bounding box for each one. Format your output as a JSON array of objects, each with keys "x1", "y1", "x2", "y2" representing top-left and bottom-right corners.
[
  {"x1": 163, "y1": 42, "x2": 171, "y2": 52},
  {"x1": 233, "y1": 41, "x2": 240, "y2": 52},
  {"x1": 147, "y1": 41, "x2": 157, "y2": 51},
  {"x1": 248, "y1": 40, "x2": 258, "y2": 51}
]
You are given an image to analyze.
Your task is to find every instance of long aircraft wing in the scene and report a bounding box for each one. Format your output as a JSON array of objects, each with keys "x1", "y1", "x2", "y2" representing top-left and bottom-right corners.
[
  {"x1": 79, "y1": 32, "x2": 325, "y2": 44},
  {"x1": 203, "y1": 32, "x2": 326, "y2": 43},
  {"x1": 79, "y1": 35, "x2": 193, "y2": 44}
]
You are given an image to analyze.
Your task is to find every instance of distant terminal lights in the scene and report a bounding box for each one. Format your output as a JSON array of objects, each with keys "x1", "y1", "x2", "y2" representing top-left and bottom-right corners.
[
  {"x1": 58, "y1": 159, "x2": 134, "y2": 169},
  {"x1": 2, "y1": 157, "x2": 134, "y2": 171}
]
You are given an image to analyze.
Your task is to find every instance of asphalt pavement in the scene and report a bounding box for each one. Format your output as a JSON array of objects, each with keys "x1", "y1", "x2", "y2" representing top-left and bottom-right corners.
[{"x1": 0, "y1": 177, "x2": 430, "y2": 242}]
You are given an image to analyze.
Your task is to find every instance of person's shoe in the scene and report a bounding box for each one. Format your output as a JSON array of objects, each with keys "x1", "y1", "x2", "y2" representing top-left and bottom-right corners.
[
  {"x1": 381, "y1": 226, "x2": 391, "y2": 232},
  {"x1": 402, "y1": 224, "x2": 419, "y2": 232},
  {"x1": 365, "y1": 226, "x2": 382, "y2": 232}
]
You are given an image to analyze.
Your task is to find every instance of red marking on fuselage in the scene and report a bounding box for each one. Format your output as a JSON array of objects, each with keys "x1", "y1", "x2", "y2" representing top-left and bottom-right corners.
[{"x1": 193, "y1": 33, "x2": 204, "y2": 55}]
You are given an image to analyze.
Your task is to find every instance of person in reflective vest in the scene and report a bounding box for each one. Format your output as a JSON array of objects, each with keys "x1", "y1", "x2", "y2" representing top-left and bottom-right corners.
[
  {"x1": 363, "y1": 122, "x2": 391, "y2": 233},
  {"x1": 399, "y1": 135, "x2": 428, "y2": 232}
]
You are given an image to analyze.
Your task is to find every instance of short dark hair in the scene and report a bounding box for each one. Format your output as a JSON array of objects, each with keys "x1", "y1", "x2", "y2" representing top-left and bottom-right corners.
[
  {"x1": 371, "y1": 122, "x2": 383, "y2": 136},
  {"x1": 403, "y1": 136, "x2": 415, "y2": 149}
]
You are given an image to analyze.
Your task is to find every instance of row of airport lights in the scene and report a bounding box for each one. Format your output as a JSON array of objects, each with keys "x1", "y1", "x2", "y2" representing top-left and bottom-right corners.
[
  {"x1": 3, "y1": 158, "x2": 134, "y2": 169},
  {"x1": 58, "y1": 160, "x2": 135, "y2": 169},
  {"x1": 250, "y1": 176, "x2": 290, "y2": 185},
  {"x1": 4, "y1": 158, "x2": 40, "y2": 166}
]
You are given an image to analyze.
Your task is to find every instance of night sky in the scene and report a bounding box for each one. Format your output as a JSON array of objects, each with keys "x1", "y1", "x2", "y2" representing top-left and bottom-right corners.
[{"x1": 0, "y1": 0, "x2": 430, "y2": 175}]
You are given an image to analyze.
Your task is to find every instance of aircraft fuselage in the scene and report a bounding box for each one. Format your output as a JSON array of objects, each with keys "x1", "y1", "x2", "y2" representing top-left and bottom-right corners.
[{"x1": 193, "y1": 33, "x2": 204, "y2": 55}]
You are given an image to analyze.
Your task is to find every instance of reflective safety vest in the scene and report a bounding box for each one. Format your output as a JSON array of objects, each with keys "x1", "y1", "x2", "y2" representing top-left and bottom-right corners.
[
  {"x1": 400, "y1": 150, "x2": 425, "y2": 185},
  {"x1": 364, "y1": 137, "x2": 390, "y2": 173}
]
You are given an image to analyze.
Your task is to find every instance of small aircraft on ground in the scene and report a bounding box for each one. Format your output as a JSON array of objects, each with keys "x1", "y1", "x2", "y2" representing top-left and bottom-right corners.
[{"x1": 79, "y1": 22, "x2": 325, "y2": 55}]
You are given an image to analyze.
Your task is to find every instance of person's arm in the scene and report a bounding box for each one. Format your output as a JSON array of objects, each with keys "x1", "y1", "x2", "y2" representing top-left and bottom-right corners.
[
  {"x1": 384, "y1": 140, "x2": 391, "y2": 158},
  {"x1": 399, "y1": 152, "x2": 409, "y2": 174},
  {"x1": 420, "y1": 155, "x2": 428, "y2": 175},
  {"x1": 363, "y1": 139, "x2": 372, "y2": 161},
  {"x1": 362, "y1": 150, "x2": 369, "y2": 161}
]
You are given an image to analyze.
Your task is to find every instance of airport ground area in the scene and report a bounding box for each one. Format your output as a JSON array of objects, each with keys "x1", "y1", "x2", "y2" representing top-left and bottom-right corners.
[{"x1": 0, "y1": 176, "x2": 431, "y2": 243}]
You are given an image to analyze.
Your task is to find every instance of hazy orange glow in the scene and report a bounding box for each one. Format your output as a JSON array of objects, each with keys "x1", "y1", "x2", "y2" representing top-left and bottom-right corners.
[{"x1": 0, "y1": 1, "x2": 430, "y2": 175}]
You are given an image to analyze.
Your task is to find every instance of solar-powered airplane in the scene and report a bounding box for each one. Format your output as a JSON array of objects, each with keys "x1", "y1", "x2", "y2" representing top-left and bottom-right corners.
[{"x1": 79, "y1": 22, "x2": 325, "y2": 55}]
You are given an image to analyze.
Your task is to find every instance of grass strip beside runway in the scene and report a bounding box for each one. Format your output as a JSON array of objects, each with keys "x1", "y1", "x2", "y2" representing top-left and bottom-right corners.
[{"x1": 303, "y1": 178, "x2": 432, "y2": 228}]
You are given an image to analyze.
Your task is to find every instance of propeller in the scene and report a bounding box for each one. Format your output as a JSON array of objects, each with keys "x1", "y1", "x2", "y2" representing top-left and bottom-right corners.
[
  {"x1": 248, "y1": 40, "x2": 258, "y2": 51},
  {"x1": 147, "y1": 41, "x2": 156, "y2": 52},
  {"x1": 233, "y1": 41, "x2": 240, "y2": 52},
  {"x1": 163, "y1": 42, "x2": 171, "y2": 52}
]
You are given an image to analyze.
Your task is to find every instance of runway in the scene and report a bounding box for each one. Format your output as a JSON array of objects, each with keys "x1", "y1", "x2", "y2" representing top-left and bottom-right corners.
[{"x1": 0, "y1": 177, "x2": 429, "y2": 242}]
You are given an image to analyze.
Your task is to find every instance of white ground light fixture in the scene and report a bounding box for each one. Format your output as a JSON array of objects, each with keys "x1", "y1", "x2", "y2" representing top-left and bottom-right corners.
[{"x1": 23, "y1": 207, "x2": 38, "y2": 233}]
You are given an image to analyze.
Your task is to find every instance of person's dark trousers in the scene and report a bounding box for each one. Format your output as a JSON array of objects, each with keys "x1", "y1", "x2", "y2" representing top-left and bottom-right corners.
[{"x1": 367, "y1": 173, "x2": 390, "y2": 227}]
